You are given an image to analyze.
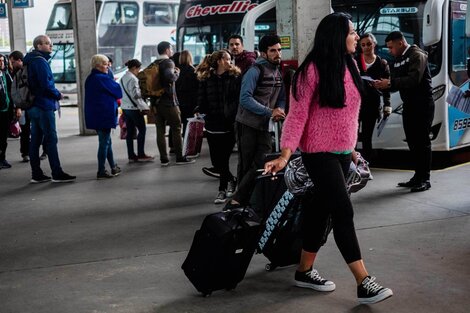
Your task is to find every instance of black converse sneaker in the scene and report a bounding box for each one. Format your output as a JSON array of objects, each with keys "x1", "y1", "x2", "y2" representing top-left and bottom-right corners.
[
  {"x1": 357, "y1": 276, "x2": 393, "y2": 304},
  {"x1": 294, "y1": 268, "x2": 336, "y2": 292}
]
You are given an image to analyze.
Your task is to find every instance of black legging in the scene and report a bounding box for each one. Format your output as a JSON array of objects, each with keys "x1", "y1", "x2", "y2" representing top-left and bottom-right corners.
[
  {"x1": 206, "y1": 130, "x2": 235, "y2": 191},
  {"x1": 301, "y1": 152, "x2": 362, "y2": 264}
]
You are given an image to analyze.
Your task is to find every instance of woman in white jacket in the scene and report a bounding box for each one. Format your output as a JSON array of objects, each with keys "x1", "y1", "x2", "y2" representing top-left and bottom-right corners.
[{"x1": 120, "y1": 59, "x2": 154, "y2": 162}]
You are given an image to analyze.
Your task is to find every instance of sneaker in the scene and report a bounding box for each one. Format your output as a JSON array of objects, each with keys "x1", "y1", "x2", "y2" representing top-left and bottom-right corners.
[
  {"x1": 226, "y1": 179, "x2": 237, "y2": 198},
  {"x1": 176, "y1": 157, "x2": 196, "y2": 165},
  {"x1": 161, "y1": 160, "x2": 170, "y2": 167},
  {"x1": 0, "y1": 160, "x2": 12, "y2": 169},
  {"x1": 357, "y1": 276, "x2": 393, "y2": 304},
  {"x1": 137, "y1": 154, "x2": 155, "y2": 162},
  {"x1": 30, "y1": 174, "x2": 52, "y2": 184},
  {"x1": 21, "y1": 155, "x2": 30, "y2": 163},
  {"x1": 128, "y1": 156, "x2": 139, "y2": 163},
  {"x1": 52, "y1": 172, "x2": 76, "y2": 183},
  {"x1": 97, "y1": 171, "x2": 114, "y2": 180},
  {"x1": 294, "y1": 268, "x2": 336, "y2": 292},
  {"x1": 214, "y1": 191, "x2": 227, "y2": 204},
  {"x1": 202, "y1": 166, "x2": 220, "y2": 178},
  {"x1": 222, "y1": 200, "x2": 242, "y2": 212},
  {"x1": 40, "y1": 152, "x2": 47, "y2": 161},
  {"x1": 111, "y1": 166, "x2": 121, "y2": 176}
]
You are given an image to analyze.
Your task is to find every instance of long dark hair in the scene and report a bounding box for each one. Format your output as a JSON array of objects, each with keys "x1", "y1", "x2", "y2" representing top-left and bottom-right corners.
[{"x1": 292, "y1": 12, "x2": 363, "y2": 108}]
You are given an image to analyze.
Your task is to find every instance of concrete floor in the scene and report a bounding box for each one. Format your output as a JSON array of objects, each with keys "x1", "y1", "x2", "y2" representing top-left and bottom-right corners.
[{"x1": 0, "y1": 107, "x2": 469, "y2": 313}]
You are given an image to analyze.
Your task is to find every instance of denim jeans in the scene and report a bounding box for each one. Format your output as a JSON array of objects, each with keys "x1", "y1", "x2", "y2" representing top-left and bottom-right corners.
[
  {"x1": 96, "y1": 129, "x2": 115, "y2": 174},
  {"x1": 123, "y1": 109, "x2": 146, "y2": 158},
  {"x1": 28, "y1": 106, "x2": 63, "y2": 178}
]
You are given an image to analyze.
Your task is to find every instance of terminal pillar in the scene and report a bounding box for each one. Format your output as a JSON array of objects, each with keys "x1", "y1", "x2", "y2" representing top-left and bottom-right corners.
[
  {"x1": 277, "y1": 0, "x2": 331, "y2": 63},
  {"x1": 7, "y1": 2, "x2": 27, "y2": 53},
  {"x1": 72, "y1": 0, "x2": 97, "y2": 135}
]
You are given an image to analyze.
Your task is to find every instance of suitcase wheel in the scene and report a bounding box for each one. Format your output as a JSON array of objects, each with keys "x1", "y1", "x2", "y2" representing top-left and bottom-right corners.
[
  {"x1": 202, "y1": 291, "x2": 212, "y2": 297},
  {"x1": 265, "y1": 263, "x2": 277, "y2": 272}
]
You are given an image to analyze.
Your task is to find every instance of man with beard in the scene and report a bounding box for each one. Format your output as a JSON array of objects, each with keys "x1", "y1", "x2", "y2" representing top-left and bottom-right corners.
[
  {"x1": 225, "y1": 34, "x2": 286, "y2": 210},
  {"x1": 228, "y1": 34, "x2": 257, "y2": 75}
]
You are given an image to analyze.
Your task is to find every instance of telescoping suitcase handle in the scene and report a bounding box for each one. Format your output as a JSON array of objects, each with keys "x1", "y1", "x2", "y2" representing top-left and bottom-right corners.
[{"x1": 269, "y1": 119, "x2": 284, "y2": 152}]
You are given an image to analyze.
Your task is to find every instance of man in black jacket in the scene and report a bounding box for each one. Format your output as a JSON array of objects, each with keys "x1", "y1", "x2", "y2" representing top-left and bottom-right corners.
[{"x1": 374, "y1": 31, "x2": 435, "y2": 192}]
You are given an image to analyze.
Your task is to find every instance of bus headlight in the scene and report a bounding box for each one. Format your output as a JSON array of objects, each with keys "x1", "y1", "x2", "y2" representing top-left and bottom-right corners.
[{"x1": 432, "y1": 85, "x2": 446, "y2": 102}]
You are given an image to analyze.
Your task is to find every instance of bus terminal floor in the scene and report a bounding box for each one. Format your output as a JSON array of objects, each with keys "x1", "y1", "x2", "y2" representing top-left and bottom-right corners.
[{"x1": 0, "y1": 108, "x2": 469, "y2": 313}]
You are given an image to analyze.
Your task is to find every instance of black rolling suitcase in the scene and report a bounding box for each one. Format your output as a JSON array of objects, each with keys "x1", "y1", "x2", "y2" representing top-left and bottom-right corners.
[
  {"x1": 258, "y1": 188, "x2": 303, "y2": 271},
  {"x1": 255, "y1": 179, "x2": 332, "y2": 272},
  {"x1": 181, "y1": 208, "x2": 261, "y2": 296}
]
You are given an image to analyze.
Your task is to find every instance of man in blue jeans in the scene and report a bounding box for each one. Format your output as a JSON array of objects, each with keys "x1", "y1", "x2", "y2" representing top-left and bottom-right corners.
[{"x1": 24, "y1": 35, "x2": 76, "y2": 183}]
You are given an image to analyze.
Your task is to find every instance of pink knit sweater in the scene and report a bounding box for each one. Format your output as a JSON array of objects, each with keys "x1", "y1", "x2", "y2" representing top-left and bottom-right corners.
[{"x1": 281, "y1": 63, "x2": 361, "y2": 153}]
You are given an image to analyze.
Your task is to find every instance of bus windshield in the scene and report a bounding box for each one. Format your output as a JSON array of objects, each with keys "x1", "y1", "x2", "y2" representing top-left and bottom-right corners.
[
  {"x1": 98, "y1": 1, "x2": 139, "y2": 72},
  {"x1": 50, "y1": 44, "x2": 76, "y2": 84},
  {"x1": 143, "y1": 2, "x2": 178, "y2": 26},
  {"x1": 332, "y1": 0, "x2": 442, "y2": 77},
  {"x1": 47, "y1": 3, "x2": 73, "y2": 30},
  {"x1": 177, "y1": 0, "x2": 275, "y2": 64}
]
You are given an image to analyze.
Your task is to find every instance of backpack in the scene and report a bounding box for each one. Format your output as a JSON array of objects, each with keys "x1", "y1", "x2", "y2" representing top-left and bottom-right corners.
[
  {"x1": 11, "y1": 56, "x2": 44, "y2": 110},
  {"x1": 137, "y1": 59, "x2": 165, "y2": 98}
]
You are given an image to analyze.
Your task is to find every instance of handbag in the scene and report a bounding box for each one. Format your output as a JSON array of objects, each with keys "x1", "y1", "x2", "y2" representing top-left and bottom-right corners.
[
  {"x1": 284, "y1": 153, "x2": 372, "y2": 195},
  {"x1": 118, "y1": 114, "x2": 137, "y2": 140},
  {"x1": 9, "y1": 121, "x2": 21, "y2": 138}
]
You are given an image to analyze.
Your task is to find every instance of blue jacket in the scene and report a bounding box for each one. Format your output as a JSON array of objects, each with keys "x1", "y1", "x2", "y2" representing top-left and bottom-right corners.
[
  {"x1": 24, "y1": 50, "x2": 62, "y2": 111},
  {"x1": 84, "y1": 69, "x2": 122, "y2": 130}
]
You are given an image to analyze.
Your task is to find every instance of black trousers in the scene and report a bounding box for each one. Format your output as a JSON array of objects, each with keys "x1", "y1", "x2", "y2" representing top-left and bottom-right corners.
[
  {"x1": 206, "y1": 130, "x2": 236, "y2": 191},
  {"x1": 233, "y1": 123, "x2": 272, "y2": 206},
  {"x1": 301, "y1": 152, "x2": 362, "y2": 264},
  {"x1": 359, "y1": 111, "x2": 378, "y2": 160},
  {"x1": 20, "y1": 111, "x2": 31, "y2": 157},
  {"x1": 403, "y1": 102, "x2": 434, "y2": 181}
]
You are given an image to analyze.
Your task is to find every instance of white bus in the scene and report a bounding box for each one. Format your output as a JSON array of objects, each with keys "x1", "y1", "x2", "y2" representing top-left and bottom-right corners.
[
  {"x1": 332, "y1": 0, "x2": 470, "y2": 151},
  {"x1": 46, "y1": 0, "x2": 179, "y2": 105}
]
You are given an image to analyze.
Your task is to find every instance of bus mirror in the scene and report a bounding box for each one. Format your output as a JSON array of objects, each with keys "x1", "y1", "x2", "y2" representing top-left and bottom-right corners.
[{"x1": 422, "y1": 0, "x2": 444, "y2": 46}]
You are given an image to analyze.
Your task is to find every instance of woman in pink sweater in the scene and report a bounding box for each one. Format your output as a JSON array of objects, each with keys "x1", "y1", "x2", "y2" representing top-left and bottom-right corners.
[{"x1": 264, "y1": 12, "x2": 393, "y2": 305}]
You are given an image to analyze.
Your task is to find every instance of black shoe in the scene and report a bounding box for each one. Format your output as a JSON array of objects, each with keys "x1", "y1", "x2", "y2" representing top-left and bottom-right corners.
[
  {"x1": 176, "y1": 157, "x2": 196, "y2": 165},
  {"x1": 357, "y1": 276, "x2": 393, "y2": 304},
  {"x1": 52, "y1": 172, "x2": 76, "y2": 183},
  {"x1": 30, "y1": 174, "x2": 52, "y2": 184},
  {"x1": 97, "y1": 171, "x2": 114, "y2": 180},
  {"x1": 410, "y1": 181, "x2": 431, "y2": 192},
  {"x1": 202, "y1": 167, "x2": 220, "y2": 178},
  {"x1": 294, "y1": 268, "x2": 336, "y2": 292},
  {"x1": 397, "y1": 177, "x2": 418, "y2": 187}
]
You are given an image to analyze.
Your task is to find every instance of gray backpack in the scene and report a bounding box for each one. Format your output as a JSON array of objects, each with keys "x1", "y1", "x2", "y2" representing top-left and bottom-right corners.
[{"x1": 11, "y1": 56, "x2": 43, "y2": 110}]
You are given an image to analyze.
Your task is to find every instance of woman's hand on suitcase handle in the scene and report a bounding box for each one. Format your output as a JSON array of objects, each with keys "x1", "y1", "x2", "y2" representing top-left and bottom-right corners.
[{"x1": 263, "y1": 149, "x2": 292, "y2": 176}]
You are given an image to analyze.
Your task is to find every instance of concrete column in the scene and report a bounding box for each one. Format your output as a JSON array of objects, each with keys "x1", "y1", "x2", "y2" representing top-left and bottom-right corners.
[
  {"x1": 71, "y1": 0, "x2": 97, "y2": 135},
  {"x1": 7, "y1": 2, "x2": 27, "y2": 53},
  {"x1": 277, "y1": 0, "x2": 331, "y2": 63}
]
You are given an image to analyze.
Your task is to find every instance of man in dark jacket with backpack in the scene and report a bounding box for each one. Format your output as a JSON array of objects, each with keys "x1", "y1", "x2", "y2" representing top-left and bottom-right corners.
[
  {"x1": 24, "y1": 35, "x2": 75, "y2": 183},
  {"x1": 153, "y1": 41, "x2": 194, "y2": 166}
]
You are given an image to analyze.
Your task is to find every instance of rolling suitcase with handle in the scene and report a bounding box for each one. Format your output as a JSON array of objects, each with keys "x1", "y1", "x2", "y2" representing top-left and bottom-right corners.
[{"x1": 181, "y1": 207, "x2": 261, "y2": 296}]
